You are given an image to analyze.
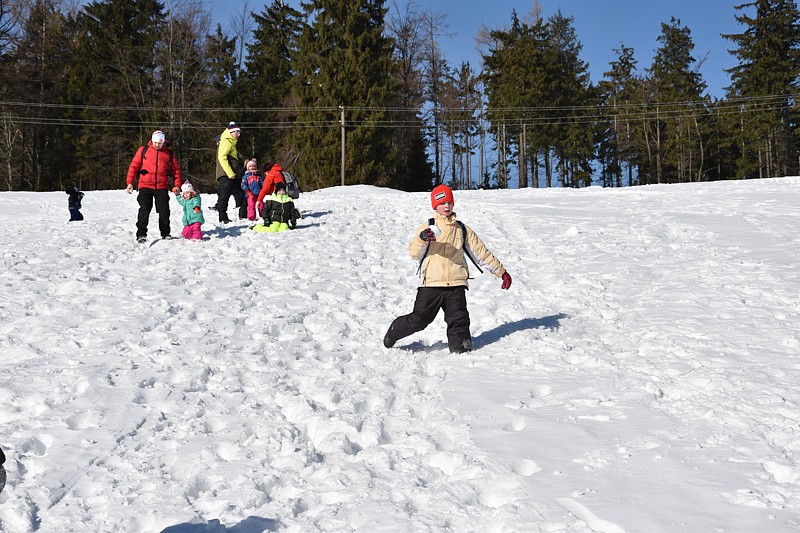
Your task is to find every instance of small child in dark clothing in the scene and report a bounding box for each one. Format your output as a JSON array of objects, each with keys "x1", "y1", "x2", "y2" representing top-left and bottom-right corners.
[
  {"x1": 254, "y1": 182, "x2": 298, "y2": 232},
  {"x1": 66, "y1": 186, "x2": 84, "y2": 221}
]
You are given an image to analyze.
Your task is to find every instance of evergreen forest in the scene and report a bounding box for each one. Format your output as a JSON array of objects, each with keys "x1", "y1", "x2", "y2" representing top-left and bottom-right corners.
[{"x1": 0, "y1": 0, "x2": 798, "y2": 193}]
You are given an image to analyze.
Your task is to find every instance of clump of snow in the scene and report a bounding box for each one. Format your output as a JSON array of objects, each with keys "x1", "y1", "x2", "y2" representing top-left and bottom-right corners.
[{"x1": 1, "y1": 177, "x2": 799, "y2": 531}]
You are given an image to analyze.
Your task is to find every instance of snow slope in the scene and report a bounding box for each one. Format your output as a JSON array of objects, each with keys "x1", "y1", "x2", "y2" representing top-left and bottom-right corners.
[{"x1": 0, "y1": 178, "x2": 799, "y2": 532}]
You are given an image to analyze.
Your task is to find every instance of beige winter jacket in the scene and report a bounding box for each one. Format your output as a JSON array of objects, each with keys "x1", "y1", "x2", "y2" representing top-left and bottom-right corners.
[{"x1": 410, "y1": 212, "x2": 506, "y2": 288}]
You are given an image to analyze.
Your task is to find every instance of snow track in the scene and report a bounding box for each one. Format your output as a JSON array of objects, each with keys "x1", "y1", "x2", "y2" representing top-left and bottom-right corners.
[{"x1": 1, "y1": 181, "x2": 800, "y2": 531}]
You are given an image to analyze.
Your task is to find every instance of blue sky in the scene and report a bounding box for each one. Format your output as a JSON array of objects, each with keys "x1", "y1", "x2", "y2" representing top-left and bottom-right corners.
[{"x1": 213, "y1": 0, "x2": 744, "y2": 99}]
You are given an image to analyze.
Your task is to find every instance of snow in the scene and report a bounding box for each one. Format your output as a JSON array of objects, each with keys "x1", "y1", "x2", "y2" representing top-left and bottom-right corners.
[{"x1": 1, "y1": 178, "x2": 800, "y2": 532}]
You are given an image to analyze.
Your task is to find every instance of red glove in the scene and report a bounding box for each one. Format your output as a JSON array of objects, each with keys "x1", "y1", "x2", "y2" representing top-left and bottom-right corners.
[
  {"x1": 194, "y1": 206, "x2": 200, "y2": 213},
  {"x1": 172, "y1": 187, "x2": 179, "y2": 193},
  {"x1": 420, "y1": 228, "x2": 437, "y2": 242},
  {"x1": 501, "y1": 272, "x2": 512, "y2": 290}
]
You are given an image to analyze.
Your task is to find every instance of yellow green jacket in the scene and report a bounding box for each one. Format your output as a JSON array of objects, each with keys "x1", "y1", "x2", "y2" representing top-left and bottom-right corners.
[{"x1": 216, "y1": 128, "x2": 240, "y2": 179}]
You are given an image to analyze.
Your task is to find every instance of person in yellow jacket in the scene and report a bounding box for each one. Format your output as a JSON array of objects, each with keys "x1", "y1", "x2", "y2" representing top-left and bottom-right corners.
[
  {"x1": 384, "y1": 184, "x2": 512, "y2": 353},
  {"x1": 215, "y1": 122, "x2": 245, "y2": 223}
]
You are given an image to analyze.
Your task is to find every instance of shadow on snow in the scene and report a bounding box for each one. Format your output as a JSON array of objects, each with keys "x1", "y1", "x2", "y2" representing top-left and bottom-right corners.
[
  {"x1": 161, "y1": 515, "x2": 280, "y2": 533},
  {"x1": 397, "y1": 313, "x2": 569, "y2": 352},
  {"x1": 473, "y1": 313, "x2": 569, "y2": 348}
]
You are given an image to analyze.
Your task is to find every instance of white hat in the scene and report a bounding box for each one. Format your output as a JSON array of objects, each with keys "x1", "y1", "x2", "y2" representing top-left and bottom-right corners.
[
  {"x1": 181, "y1": 182, "x2": 195, "y2": 193},
  {"x1": 152, "y1": 130, "x2": 166, "y2": 143}
]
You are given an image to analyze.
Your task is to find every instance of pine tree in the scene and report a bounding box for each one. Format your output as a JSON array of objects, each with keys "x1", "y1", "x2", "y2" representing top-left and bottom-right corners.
[
  {"x1": 644, "y1": 17, "x2": 708, "y2": 184},
  {"x1": 441, "y1": 62, "x2": 480, "y2": 190},
  {"x1": 384, "y1": 2, "x2": 434, "y2": 191},
  {"x1": 483, "y1": 10, "x2": 592, "y2": 188},
  {"x1": 597, "y1": 45, "x2": 641, "y2": 187},
  {"x1": 156, "y1": 1, "x2": 214, "y2": 186},
  {"x1": 483, "y1": 11, "x2": 547, "y2": 188},
  {"x1": 289, "y1": 0, "x2": 398, "y2": 190},
  {"x1": 545, "y1": 11, "x2": 593, "y2": 188},
  {"x1": 724, "y1": 0, "x2": 800, "y2": 178},
  {"x1": 69, "y1": 0, "x2": 168, "y2": 189},
  {"x1": 0, "y1": 1, "x2": 74, "y2": 191},
  {"x1": 242, "y1": 0, "x2": 303, "y2": 164}
]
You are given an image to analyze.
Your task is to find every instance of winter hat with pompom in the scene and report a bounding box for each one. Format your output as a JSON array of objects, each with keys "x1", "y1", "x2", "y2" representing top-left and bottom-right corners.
[{"x1": 181, "y1": 182, "x2": 195, "y2": 194}]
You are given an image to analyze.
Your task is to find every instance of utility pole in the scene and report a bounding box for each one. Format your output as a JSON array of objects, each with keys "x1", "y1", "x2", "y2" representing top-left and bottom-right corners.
[{"x1": 340, "y1": 106, "x2": 346, "y2": 186}]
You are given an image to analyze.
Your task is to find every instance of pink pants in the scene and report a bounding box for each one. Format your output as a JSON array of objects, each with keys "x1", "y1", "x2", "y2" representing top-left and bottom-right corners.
[
  {"x1": 247, "y1": 197, "x2": 257, "y2": 220},
  {"x1": 182, "y1": 222, "x2": 203, "y2": 240}
]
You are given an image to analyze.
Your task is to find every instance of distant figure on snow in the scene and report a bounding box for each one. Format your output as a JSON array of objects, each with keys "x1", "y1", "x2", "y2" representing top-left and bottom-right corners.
[
  {"x1": 383, "y1": 184, "x2": 512, "y2": 353},
  {"x1": 66, "y1": 185, "x2": 84, "y2": 221}
]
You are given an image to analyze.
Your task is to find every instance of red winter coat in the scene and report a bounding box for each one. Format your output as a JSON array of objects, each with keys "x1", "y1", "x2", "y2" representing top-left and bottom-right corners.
[
  {"x1": 256, "y1": 164, "x2": 287, "y2": 204},
  {"x1": 126, "y1": 140, "x2": 182, "y2": 190}
]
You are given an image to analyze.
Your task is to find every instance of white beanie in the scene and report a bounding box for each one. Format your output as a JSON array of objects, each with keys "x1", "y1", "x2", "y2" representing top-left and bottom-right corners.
[
  {"x1": 152, "y1": 130, "x2": 166, "y2": 143},
  {"x1": 181, "y1": 182, "x2": 195, "y2": 193}
]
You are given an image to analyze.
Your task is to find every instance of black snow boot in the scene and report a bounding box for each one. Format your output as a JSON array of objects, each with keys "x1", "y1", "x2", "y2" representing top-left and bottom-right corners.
[
  {"x1": 449, "y1": 338, "x2": 473, "y2": 354},
  {"x1": 383, "y1": 328, "x2": 396, "y2": 348}
]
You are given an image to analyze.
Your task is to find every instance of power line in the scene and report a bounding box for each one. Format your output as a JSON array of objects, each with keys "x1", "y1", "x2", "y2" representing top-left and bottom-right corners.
[{"x1": 0, "y1": 93, "x2": 795, "y2": 129}]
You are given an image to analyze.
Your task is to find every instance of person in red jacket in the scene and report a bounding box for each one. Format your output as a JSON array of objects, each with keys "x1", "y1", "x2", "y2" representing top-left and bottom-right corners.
[
  {"x1": 255, "y1": 162, "x2": 287, "y2": 206},
  {"x1": 126, "y1": 130, "x2": 182, "y2": 243}
]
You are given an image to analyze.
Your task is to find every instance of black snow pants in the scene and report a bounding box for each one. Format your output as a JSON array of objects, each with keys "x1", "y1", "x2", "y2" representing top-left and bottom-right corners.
[
  {"x1": 216, "y1": 176, "x2": 246, "y2": 222},
  {"x1": 386, "y1": 286, "x2": 472, "y2": 353},
  {"x1": 136, "y1": 188, "x2": 171, "y2": 239}
]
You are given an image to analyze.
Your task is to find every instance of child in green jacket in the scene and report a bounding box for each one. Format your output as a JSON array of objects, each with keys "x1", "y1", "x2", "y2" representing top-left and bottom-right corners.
[{"x1": 175, "y1": 182, "x2": 204, "y2": 240}]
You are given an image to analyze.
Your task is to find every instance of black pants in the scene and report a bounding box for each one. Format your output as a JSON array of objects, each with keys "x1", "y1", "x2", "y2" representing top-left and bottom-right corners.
[
  {"x1": 136, "y1": 188, "x2": 170, "y2": 238},
  {"x1": 216, "y1": 176, "x2": 246, "y2": 222},
  {"x1": 386, "y1": 286, "x2": 472, "y2": 352}
]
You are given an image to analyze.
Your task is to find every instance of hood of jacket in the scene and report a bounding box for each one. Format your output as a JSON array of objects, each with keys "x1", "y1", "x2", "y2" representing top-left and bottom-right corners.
[{"x1": 219, "y1": 128, "x2": 236, "y2": 143}]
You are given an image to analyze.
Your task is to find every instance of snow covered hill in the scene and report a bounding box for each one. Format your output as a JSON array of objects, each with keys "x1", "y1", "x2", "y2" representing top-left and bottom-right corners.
[{"x1": 0, "y1": 178, "x2": 799, "y2": 532}]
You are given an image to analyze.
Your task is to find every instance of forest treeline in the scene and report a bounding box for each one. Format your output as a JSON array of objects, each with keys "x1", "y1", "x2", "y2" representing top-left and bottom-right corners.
[{"x1": 0, "y1": 0, "x2": 798, "y2": 193}]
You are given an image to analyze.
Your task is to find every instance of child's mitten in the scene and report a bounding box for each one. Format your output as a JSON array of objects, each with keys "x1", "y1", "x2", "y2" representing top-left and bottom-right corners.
[{"x1": 419, "y1": 228, "x2": 437, "y2": 242}]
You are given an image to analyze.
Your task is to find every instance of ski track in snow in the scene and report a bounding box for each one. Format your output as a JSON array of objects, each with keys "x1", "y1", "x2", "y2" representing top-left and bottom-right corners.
[{"x1": 0, "y1": 180, "x2": 799, "y2": 531}]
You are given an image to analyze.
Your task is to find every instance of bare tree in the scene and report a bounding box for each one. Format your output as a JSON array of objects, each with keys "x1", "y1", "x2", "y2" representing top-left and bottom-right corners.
[
  {"x1": 161, "y1": 0, "x2": 213, "y2": 118},
  {"x1": 229, "y1": 0, "x2": 254, "y2": 73},
  {"x1": 419, "y1": 8, "x2": 452, "y2": 185},
  {"x1": 387, "y1": 0, "x2": 426, "y2": 107},
  {"x1": 0, "y1": 0, "x2": 19, "y2": 55}
]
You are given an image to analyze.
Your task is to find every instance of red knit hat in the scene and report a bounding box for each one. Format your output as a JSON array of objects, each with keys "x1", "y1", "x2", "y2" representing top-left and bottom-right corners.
[{"x1": 431, "y1": 184, "x2": 455, "y2": 209}]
